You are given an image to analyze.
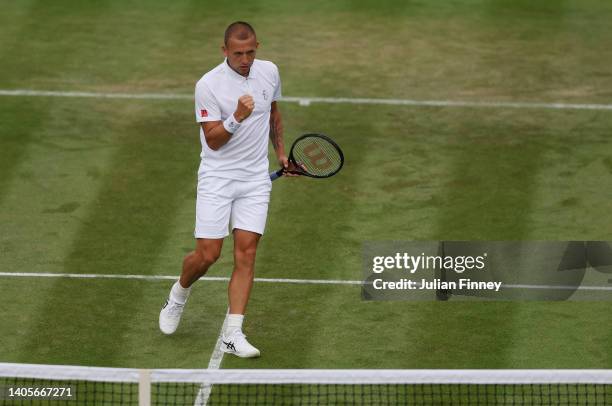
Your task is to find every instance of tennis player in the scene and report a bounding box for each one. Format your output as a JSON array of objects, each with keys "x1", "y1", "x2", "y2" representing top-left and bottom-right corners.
[{"x1": 159, "y1": 21, "x2": 288, "y2": 358}]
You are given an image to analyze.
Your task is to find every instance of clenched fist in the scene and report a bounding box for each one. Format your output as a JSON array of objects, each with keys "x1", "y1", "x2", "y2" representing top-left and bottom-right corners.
[{"x1": 234, "y1": 95, "x2": 255, "y2": 122}]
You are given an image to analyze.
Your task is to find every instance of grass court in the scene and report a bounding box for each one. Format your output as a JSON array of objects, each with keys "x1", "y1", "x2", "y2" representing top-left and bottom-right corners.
[{"x1": 1, "y1": 0, "x2": 612, "y2": 377}]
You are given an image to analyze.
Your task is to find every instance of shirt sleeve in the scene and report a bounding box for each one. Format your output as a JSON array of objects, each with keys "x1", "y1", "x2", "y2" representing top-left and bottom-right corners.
[
  {"x1": 272, "y1": 65, "x2": 282, "y2": 102},
  {"x1": 195, "y1": 80, "x2": 222, "y2": 123}
]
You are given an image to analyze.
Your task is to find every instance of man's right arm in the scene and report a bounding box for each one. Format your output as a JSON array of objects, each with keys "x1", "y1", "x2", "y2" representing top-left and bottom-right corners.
[
  {"x1": 201, "y1": 121, "x2": 232, "y2": 151},
  {"x1": 202, "y1": 95, "x2": 254, "y2": 151}
]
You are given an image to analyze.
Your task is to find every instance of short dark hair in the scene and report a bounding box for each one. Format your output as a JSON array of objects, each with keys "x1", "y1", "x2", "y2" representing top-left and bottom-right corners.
[{"x1": 224, "y1": 21, "x2": 256, "y2": 46}]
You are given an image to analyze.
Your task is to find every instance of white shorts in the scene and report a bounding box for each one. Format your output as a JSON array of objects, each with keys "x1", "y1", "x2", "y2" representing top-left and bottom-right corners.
[{"x1": 194, "y1": 176, "x2": 272, "y2": 239}]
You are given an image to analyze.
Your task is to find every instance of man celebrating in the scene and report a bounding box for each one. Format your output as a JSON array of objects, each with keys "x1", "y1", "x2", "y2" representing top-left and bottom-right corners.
[{"x1": 159, "y1": 21, "x2": 287, "y2": 358}]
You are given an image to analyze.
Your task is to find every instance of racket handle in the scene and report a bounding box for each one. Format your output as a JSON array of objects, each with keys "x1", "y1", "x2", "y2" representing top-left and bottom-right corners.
[{"x1": 270, "y1": 168, "x2": 284, "y2": 181}]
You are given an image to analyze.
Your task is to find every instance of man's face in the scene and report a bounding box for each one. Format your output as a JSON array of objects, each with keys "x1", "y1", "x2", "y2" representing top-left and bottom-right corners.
[{"x1": 223, "y1": 35, "x2": 258, "y2": 77}]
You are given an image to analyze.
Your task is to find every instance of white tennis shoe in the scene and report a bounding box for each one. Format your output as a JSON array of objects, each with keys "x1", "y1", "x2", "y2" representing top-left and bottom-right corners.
[
  {"x1": 159, "y1": 299, "x2": 185, "y2": 335},
  {"x1": 221, "y1": 331, "x2": 260, "y2": 358}
]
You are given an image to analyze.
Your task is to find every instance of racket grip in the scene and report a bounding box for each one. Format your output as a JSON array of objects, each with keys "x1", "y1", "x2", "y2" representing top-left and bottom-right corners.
[{"x1": 270, "y1": 168, "x2": 284, "y2": 181}]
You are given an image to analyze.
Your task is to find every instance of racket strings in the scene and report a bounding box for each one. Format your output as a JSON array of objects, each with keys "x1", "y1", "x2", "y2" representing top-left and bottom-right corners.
[{"x1": 292, "y1": 137, "x2": 343, "y2": 177}]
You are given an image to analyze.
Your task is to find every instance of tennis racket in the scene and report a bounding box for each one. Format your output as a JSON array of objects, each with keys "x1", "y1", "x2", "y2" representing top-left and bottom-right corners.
[{"x1": 270, "y1": 133, "x2": 344, "y2": 181}]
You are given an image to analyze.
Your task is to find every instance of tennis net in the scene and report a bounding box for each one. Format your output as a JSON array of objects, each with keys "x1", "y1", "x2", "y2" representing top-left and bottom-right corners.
[{"x1": 1, "y1": 363, "x2": 611, "y2": 405}]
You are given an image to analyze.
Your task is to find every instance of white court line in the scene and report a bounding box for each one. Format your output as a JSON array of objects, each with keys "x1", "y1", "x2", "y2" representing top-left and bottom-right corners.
[
  {"x1": 0, "y1": 89, "x2": 191, "y2": 100},
  {"x1": 0, "y1": 272, "x2": 361, "y2": 285},
  {"x1": 1, "y1": 272, "x2": 612, "y2": 291},
  {"x1": 194, "y1": 311, "x2": 229, "y2": 406},
  {"x1": 1, "y1": 88, "x2": 612, "y2": 111}
]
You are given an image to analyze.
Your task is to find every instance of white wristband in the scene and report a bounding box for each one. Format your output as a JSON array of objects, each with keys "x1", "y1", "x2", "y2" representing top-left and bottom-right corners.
[{"x1": 223, "y1": 114, "x2": 241, "y2": 134}]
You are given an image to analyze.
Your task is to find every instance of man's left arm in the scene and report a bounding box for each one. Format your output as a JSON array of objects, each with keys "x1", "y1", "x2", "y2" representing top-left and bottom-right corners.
[{"x1": 269, "y1": 101, "x2": 289, "y2": 172}]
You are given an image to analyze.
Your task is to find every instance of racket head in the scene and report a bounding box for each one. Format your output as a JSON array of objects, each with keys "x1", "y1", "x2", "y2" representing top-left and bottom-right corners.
[{"x1": 286, "y1": 133, "x2": 344, "y2": 178}]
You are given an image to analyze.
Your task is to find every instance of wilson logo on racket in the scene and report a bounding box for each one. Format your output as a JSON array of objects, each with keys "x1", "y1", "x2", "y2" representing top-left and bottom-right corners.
[
  {"x1": 269, "y1": 133, "x2": 344, "y2": 181},
  {"x1": 303, "y1": 142, "x2": 333, "y2": 169}
]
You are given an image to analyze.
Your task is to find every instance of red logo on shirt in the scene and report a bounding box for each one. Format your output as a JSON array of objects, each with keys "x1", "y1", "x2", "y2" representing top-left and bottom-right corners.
[{"x1": 200, "y1": 109, "x2": 208, "y2": 117}]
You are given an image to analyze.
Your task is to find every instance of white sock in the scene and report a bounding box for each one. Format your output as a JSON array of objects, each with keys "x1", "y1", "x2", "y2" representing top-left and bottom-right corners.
[
  {"x1": 170, "y1": 281, "x2": 191, "y2": 305},
  {"x1": 225, "y1": 314, "x2": 244, "y2": 336}
]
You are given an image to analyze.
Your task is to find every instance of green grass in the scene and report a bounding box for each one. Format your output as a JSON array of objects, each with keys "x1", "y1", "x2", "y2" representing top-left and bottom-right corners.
[{"x1": 1, "y1": 0, "x2": 612, "y2": 376}]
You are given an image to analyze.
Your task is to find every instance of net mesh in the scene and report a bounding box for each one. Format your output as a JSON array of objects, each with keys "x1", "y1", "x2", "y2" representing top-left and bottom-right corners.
[
  {"x1": 0, "y1": 376, "x2": 138, "y2": 405},
  {"x1": 171, "y1": 383, "x2": 611, "y2": 405},
  {"x1": 1, "y1": 364, "x2": 611, "y2": 405}
]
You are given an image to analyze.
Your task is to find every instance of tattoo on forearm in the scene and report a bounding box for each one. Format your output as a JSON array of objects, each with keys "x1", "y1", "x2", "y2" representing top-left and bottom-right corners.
[{"x1": 270, "y1": 116, "x2": 283, "y2": 151}]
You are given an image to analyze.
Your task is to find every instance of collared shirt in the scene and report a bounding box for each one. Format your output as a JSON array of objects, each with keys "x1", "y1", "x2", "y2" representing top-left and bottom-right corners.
[{"x1": 194, "y1": 58, "x2": 282, "y2": 180}]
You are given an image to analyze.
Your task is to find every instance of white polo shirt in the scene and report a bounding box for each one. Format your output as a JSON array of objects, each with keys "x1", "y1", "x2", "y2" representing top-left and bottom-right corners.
[{"x1": 194, "y1": 58, "x2": 282, "y2": 180}]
